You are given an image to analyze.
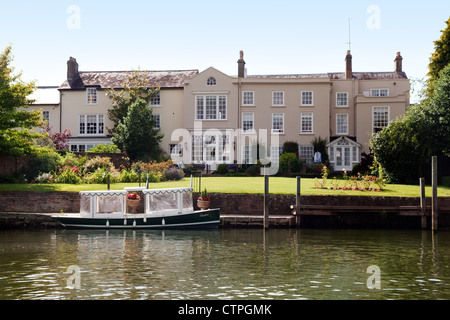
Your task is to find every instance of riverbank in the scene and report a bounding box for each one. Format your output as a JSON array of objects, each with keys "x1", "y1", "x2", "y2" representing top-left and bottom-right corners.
[{"x1": 1, "y1": 191, "x2": 450, "y2": 230}]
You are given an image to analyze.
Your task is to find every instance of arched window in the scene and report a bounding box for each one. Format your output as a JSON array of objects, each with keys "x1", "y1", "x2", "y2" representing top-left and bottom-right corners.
[{"x1": 207, "y1": 77, "x2": 216, "y2": 86}]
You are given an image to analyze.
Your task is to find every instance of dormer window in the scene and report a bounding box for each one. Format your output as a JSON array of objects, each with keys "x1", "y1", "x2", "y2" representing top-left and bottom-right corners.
[{"x1": 207, "y1": 77, "x2": 216, "y2": 86}]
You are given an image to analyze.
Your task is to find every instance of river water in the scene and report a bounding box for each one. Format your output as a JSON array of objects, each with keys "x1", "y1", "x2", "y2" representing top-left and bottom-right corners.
[{"x1": 1, "y1": 228, "x2": 450, "y2": 300}]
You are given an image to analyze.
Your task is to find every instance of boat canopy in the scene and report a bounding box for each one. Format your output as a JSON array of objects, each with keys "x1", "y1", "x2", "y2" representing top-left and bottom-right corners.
[{"x1": 78, "y1": 188, "x2": 194, "y2": 216}]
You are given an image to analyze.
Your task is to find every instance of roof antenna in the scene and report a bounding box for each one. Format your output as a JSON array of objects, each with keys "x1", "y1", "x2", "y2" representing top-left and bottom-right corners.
[{"x1": 347, "y1": 19, "x2": 352, "y2": 51}]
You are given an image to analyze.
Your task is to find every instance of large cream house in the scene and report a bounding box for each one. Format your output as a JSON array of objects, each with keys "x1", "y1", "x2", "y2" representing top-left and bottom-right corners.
[
  {"x1": 32, "y1": 51, "x2": 409, "y2": 173},
  {"x1": 181, "y1": 50, "x2": 410, "y2": 172},
  {"x1": 57, "y1": 57, "x2": 198, "y2": 155}
]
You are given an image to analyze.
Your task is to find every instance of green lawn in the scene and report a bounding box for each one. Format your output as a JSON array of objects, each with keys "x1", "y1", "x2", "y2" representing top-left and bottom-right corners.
[{"x1": 1, "y1": 176, "x2": 449, "y2": 197}]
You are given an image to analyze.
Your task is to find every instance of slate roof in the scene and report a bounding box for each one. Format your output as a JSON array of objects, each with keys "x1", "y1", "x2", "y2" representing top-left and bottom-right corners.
[
  {"x1": 247, "y1": 71, "x2": 408, "y2": 80},
  {"x1": 59, "y1": 70, "x2": 199, "y2": 90}
]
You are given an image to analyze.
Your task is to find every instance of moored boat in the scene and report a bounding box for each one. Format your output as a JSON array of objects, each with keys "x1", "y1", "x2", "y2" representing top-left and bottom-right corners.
[{"x1": 52, "y1": 187, "x2": 220, "y2": 229}]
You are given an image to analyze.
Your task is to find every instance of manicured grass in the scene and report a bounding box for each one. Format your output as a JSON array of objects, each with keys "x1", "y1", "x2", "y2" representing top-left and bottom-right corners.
[{"x1": 1, "y1": 176, "x2": 450, "y2": 197}]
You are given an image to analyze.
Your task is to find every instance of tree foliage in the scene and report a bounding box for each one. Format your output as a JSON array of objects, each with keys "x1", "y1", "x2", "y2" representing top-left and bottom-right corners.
[
  {"x1": 371, "y1": 65, "x2": 450, "y2": 183},
  {"x1": 106, "y1": 70, "x2": 160, "y2": 135},
  {"x1": 428, "y1": 18, "x2": 450, "y2": 84},
  {"x1": 0, "y1": 46, "x2": 43, "y2": 157},
  {"x1": 112, "y1": 98, "x2": 164, "y2": 162}
]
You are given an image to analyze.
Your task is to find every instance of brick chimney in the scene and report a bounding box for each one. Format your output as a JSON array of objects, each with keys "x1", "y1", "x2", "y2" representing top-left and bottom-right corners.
[
  {"x1": 395, "y1": 52, "x2": 403, "y2": 73},
  {"x1": 67, "y1": 57, "x2": 79, "y2": 83},
  {"x1": 238, "y1": 50, "x2": 246, "y2": 78},
  {"x1": 345, "y1": 50, "x2": 353, "y2": 80}
]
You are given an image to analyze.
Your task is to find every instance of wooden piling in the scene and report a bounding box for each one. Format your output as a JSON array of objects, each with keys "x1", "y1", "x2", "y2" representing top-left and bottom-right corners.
[
  {"x1": 420, "y1": 177, "x2": 426, "y2": 229},
  {"x1": 296, "y1": 176, "x2": 301, "y2": 226},
  {"x1": 264, "y1": 174, "x2": 269, "y2": 229},
  {"x1": 432, "y1": 156, "x2": 438, "y2": 232}
]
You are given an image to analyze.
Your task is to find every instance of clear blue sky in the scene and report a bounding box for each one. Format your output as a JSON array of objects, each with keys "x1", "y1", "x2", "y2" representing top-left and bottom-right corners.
[{"x1": 1, "y1": 0, "x2": 449, "y2": 101}]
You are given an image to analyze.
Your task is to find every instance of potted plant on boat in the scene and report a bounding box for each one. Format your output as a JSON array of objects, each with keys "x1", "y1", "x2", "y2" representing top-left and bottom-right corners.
[
  {"x1": 127, "y1": 192, "x2": 141, "y2": 213},
  {"x1": 197, "y1": 189, "x2": 210, "y2": 210}
]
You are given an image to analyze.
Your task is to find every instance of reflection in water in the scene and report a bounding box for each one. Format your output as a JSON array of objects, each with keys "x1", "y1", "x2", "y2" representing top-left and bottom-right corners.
[{"x1": 0, "y1": 229, "x2": 449, "y2": 300}]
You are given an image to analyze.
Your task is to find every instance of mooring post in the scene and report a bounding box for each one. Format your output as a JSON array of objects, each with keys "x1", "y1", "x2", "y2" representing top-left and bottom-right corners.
[
  {"x1": 296, "y1": 176, "x2": 301, "y2": 226},
  {"x1": 420, "y1": 177, "x2": 426, "y2": 229},
  {"x1": 264, "y1": 174, "x2": 269, "y2": 229},
  {"x1": 432, "y1": 156, "x2": 438, "y2": 232}
]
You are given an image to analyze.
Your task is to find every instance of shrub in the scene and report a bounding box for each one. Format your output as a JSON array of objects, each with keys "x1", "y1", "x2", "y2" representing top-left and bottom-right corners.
[
  {"x1": 25, "y1": 147, "x2": 62, "y2": 180},
  {"x1": 163, "y1": 167, "x2": 185, "y2": 181},
  {"x1": 279, "y1": 153, "x2": 301, "y2": 173},
  {"x1": 84, "y1": 168, "x2": 118, "y2": 184},
  {"x1": 245, "y1": 165, "x2": 261, "y2": 176},
  {"x1": 215, "y1": 164, "x2": 229, "y2": 175},
  {"x1": 88, "y1": 144, "x2": 121, "y2": 153},
  {"x1": 283, "y1": 141, "x2": 299, "y2": 154},
  {"x1": 118, "y1": 168, "x2": 140, "y2": 183},
  {"x1": 83, "y1": 156, "x2": 115, "y2": 175},
  {"x1": 54, "y1": 166, "x2": 81, "y2": 184},
  {"x1": 35, "y1": 172, "x2": 54, "y2": 183}
]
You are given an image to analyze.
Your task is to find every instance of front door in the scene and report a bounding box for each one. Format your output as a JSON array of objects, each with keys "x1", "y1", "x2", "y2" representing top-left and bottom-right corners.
[{"x1": 335, "y1": 147, "x2": 352, "y2": 172}]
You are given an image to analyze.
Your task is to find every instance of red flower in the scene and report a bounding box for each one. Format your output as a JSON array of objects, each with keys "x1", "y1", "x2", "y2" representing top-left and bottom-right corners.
[{"x1": 127, "y1": 193, "x2": 140, "y2": 200}]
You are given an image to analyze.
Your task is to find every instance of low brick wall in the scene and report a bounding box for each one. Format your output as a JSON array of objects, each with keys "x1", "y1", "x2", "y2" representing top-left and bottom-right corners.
[
  {"x1": 0, "y1": 192, "x2": 80, "y2": 214},
  {"x1": 1, "y1": 191, "x2": 449, "y2": 229}
]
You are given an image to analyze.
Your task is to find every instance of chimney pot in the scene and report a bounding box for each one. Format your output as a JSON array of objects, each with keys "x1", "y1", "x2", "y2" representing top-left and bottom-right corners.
[
  {"x1": 395, "y1": 52, "x2": 403, "y2": 73},
  {"x1": 345, "y1": 50, "x2": 353, "y2": 80},
  {"x1": 67, "y1": 57, "x2": 79, "y2": 83},
  {"x1": 238, "y1": 50, "x2": 246, "y2": 78}
]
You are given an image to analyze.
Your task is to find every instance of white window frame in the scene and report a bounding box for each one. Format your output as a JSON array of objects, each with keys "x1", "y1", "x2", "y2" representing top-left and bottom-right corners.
[
  {"x1": 149, "y1": 91, "x2": 161, "y2": 107},
  {"x1": 300, "y1": 112, "x2": 313, "y2": 134},
  {"x1": 195, "y1": 95, "x2": 227, "y2": 120},
  {"x1": 272, "y1": 91, "x2": 285, "y2": 106},
  {"x1": 301, "y1": 91, "x2": 314, "y2": 106},
  {"x1": 336, "y1": 92, "x2": 348, "y2": 107},
  {"x1": 153, "y1": 114, "x2": 161, "y2": 130},
  {"x1": 299, "y1": 145, "x2": 314, "y2": 165},
  {"x1": 86, "y1": 88, "x2": 98, "y2": 105},
  {"x1": 207, "y1": 77, "x2": 216, "y2": 86},
  {"x1": 242, "y1": 91, "x2": 255, "y2": 106},
  {"x1": 370, "y1": 89, "x2": 389, "y2": 97},
  {"x1": 79, "y1": 114, "x2": 105, "y2": 136},
  {"x1": 170, "y1": 144, "x2": 182, "y2": 157},
  {"x1": 372, "y1": 106, "x2": 390, "y2": 134},
  {"x1": 242, "y1": 145, "x2": 253, "y2": 165},
  {"x1": 42, "y1": 110, "x2": 50, "y2": 124},
  {"x1": 336, "y1": 114, "x2": 349, "y2": 135},
  {"x1": 271, "y1": 113, "x2": 284, "y2": 134},
  {"x1": 242, "y1": 112, "x2": 255, "y2": 133}
]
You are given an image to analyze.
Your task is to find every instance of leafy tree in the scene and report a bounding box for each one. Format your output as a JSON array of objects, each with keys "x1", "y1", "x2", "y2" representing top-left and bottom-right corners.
[
  {"x1": 371, "y1": 65, "x2": 450, "y2": 183},
  {"x1": 106, "y1": 70, "x2": 160, "y2": 135},
  {"x1": 370, "y1": 106, "x2": 430, "y2": 183},
  {"x1": 0, "y1": 46, "x2": 43, "y2": 156},
  {"x1": 112, "y1": 98, "x2": 164, "y2": 162},
  {"x1": 425, "y1": 64, "x2": 450, "y2": 157},
  {"x1": 428, "y1": 17, "x2": 450, "y2": 84},
  {"x1": 45, "y1": 126, "x2": 72, "y2": 150}
]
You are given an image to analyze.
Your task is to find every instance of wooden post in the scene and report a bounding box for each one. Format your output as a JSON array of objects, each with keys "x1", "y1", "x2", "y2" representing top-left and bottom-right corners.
[
  {"x1": 264, "y1": 174, "x2": 269, "y2": 229},
  {"x1": 420, "y1": 177, "x2": 426, "y2": 229},
  {"x1": 296, "y1": 176, "x2": 301, "y2": 227},
  {"x1": 107, "y1": 174, "x2": 110, "y2": 191},
  {"x1": 432, "y1": 156, "x2": 438, "y2": 232}
]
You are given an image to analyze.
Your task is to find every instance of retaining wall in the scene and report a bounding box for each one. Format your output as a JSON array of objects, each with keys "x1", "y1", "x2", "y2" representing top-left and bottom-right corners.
[{"x1": 1, "y1": 191, "x2": 449, "y2": 229}]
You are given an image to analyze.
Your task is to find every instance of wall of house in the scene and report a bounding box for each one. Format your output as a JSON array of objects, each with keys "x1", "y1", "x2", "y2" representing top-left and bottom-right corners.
[
  {"x1": 153, "y1": 89, "x2": 185, "y2": 157},
  {"x1": 60, "y1": 89, "x2": 113, "y2": 139}
]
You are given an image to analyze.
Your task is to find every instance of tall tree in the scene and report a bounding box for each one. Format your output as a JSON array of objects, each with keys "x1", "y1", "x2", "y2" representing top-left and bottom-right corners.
[
  {"x1": 0, "y1": 46, "x2": 43, "y2": 157},
  {"x1": 106, "y1": 70, "x2": 160, "y2": 135},
  {"x1": 112, "y1": 98, "x2": 164, "y2": 162},
  {"x1": 427, "y1": 17, "x2": 450, "y2": 93}
]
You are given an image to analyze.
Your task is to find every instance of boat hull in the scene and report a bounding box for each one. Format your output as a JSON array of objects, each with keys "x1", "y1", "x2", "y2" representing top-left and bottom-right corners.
[{"x1": 52, "y1": 209, "x2": 221, "y2": 230}]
